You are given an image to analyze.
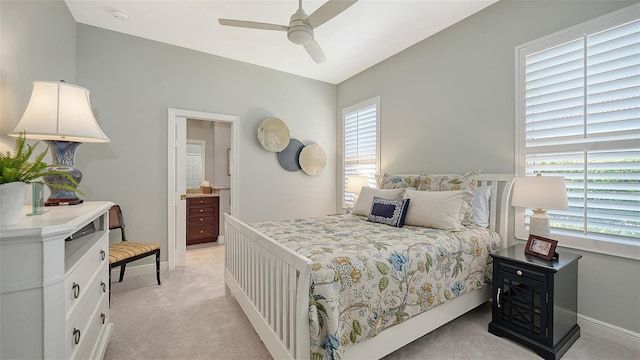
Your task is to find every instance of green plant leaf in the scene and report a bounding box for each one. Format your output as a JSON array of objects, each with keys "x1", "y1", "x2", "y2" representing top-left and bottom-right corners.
[{"x1": 0, "y1": 132, "x2": 83, "y2": 194}]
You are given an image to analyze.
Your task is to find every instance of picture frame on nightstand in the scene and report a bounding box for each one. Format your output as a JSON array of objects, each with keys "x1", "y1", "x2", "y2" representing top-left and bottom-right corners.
[{"x1": 524, "y1": 234, "x2": 558, "y2": 261}]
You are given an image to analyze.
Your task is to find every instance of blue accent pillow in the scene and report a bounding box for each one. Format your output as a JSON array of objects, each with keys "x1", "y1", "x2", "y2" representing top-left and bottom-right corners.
[{"x1": 367, "y1": 196, "x2": 411, "y2": 227}]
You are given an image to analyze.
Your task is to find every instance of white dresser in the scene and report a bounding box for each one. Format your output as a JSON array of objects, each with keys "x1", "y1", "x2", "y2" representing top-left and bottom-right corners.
[{"x1": 0, "y1": 201, "x2": 114, "y2": 359}]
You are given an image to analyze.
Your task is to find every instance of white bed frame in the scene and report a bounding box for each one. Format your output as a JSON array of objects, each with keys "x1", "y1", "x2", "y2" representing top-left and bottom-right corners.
[{"x1": 224, "y1": 174, "x2": 515, "y2": 360}]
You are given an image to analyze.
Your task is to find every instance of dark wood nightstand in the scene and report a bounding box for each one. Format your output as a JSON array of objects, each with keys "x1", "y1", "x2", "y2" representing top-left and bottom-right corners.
[{"x1": 488, "y1": 244, "x2": 582, "y2": 360}]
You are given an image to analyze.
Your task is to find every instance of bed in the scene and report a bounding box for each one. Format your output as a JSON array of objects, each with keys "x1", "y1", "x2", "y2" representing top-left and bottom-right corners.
[{"x1": 224, "y1": 173, "x2": 514, "y2": 360}]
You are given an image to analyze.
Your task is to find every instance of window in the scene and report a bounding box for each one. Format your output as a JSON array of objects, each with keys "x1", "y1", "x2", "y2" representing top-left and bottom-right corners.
[
  {"x1": 342, "y1": 97, "x2": 380, "y2": 208},
  {"x1": 515, "y1": 5, "x2": 639, "y2": 255}
]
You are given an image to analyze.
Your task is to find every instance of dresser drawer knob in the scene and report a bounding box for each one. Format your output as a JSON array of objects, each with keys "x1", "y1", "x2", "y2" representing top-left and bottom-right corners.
[
  {"x1": 101, "y1": 313, "x2": 106, "y2": 325},
  {"x1": 516, "y1": 270, "x2": 523, "y2": 276},
  {"x1": 199, "y1": 200, "x2": 204, "y2": 204},
  {"x1": 101, "y1": 281, "x2": 106, "y2": 293},
  {"x1": 199, "y1": 209, "x2": 204, "y2": 213},
  {"x1": 200, "y1": 218, "x2": 204, "y2": 222},
  {"x1": 72, "y1": 282, "x2": 80, "y2": 299},
  {"x1": 73, "y1": 328, "x2": 81, "y2": 345},
  {"x1": 200, "y1": 230, "x2": 204, "y2": 234},
  {"x1": 100, "y1": 249, "x2": 106, "y2": 261}
]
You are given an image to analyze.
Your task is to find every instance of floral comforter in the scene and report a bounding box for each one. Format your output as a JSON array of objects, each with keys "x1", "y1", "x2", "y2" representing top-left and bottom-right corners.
[{"x1": 251, "y1": 214, "x2": 501, "y2": 360}]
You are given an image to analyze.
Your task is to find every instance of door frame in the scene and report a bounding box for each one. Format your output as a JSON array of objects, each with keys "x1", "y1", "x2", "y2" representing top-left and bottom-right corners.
[{"x1": 167, "y1": 108, "x2": 239, "y2": 270}]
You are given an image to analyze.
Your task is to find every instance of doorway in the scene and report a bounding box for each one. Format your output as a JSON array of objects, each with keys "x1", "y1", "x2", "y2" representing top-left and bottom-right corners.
[{"x1": 167, "y1": 108, "x2": 239, "y2": 270}]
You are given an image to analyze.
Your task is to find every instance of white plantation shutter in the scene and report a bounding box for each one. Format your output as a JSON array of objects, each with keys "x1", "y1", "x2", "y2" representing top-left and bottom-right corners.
[
  {"x1": 517, "y1": 11, "x2": 640, "y2": 243},
  {"x1": 343, "y1": 97, "x2": 380, "y2": 208}
]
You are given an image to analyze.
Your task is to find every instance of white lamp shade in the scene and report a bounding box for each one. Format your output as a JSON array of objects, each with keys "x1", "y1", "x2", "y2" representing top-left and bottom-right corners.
[
  {"x1": 512, "y1": 175, "x2": 568, "y2": 210},
  {"x1": 10, "y1": 81, "x2": 110, "y2": 143},
  {"x1": 346, "y1": 175, "x2": 369, "y2": 193}
]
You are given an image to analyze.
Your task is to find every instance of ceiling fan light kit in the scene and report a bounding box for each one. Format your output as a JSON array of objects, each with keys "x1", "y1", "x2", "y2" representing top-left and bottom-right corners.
[{"x1": 218, "y1": 0, "x2": 358, "y2": 63}]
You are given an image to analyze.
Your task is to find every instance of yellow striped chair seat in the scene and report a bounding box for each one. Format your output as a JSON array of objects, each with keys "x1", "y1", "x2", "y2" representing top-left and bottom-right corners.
[{"x1": 109, "y1": 241, "x2": 160, "y2": 264}]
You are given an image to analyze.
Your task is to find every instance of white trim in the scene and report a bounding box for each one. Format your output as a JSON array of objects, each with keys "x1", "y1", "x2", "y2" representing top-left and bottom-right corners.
[
  {"x1": 167, "y1": 108, "x2": 239, "y2": 270},
  {"x1": 578, "y1": 313, "x2": 640, "y2": 352}
]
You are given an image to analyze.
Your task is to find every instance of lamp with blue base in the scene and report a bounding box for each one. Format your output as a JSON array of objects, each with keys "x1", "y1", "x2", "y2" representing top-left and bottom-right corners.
[{"x1": 9, "y1": 81, "x2": 110, "y2": 206}]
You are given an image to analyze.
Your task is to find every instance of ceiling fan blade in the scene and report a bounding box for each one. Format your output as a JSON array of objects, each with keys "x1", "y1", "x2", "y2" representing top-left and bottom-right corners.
[
  {"x1": 218, "y1": 19, "x2": 288, "y2": 32},
  {"x1": 304, "y1": 40, "x2": 327, "y2": 64},
  {"x1": 306, "y1": 0, "x2": 358, "y2": 28}
]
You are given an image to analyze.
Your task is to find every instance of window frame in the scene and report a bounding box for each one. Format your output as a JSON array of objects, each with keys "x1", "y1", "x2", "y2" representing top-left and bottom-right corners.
[
  {"x1": 341, "y1": 96, "x2": 381, "y2": 210},
  {"x1": 514, "y1": 4, "x2": 640, "y2": 260}
]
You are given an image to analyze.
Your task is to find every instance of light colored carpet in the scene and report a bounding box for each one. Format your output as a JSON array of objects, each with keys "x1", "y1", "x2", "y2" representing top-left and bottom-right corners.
[{"x1": 105, "y1": 244, "x2": 639, "y2": 360}]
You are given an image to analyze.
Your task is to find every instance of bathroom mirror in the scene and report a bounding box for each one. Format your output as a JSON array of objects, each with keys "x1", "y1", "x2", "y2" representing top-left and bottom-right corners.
[{"x1": 186, "y1": 140, "x2": 205, "y2": 188}]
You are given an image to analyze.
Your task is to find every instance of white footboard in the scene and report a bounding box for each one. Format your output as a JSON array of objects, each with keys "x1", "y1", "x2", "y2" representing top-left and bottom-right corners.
[{"x1": 224, "y1": 214, "x2": 313, "y2": 360}]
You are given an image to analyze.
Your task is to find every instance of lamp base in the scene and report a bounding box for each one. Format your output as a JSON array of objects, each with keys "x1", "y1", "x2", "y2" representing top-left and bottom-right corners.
[
  {"x1": 529, "y1": 209, "x2": 550, "y2": 237},
  {"x1": 45, "y1": 198, "x2": 83, "y2": 206},
  {"x1": 44, "y1": 140, "x2": 83, "y2": 205}
]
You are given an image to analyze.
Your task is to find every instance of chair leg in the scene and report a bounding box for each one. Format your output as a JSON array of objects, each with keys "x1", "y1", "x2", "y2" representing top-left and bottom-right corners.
[
  {"x1": 156, "y1": 250, "x2": 161, "y2": 285},
  {"x1": 119, "y1": 264, "x2": 126, "y2": 282}
]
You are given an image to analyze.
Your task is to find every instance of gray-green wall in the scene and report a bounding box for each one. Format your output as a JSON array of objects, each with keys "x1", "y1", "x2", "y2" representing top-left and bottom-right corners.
[
  {"x1": 336, "y1": 0, "x2": 639, "y2": 334},
  {"x1": 0, "y1": 0, "x2": 76, "y2": 150},
  {"x1": 73, "y1": 24, "x2": 336, "y2": 232}
]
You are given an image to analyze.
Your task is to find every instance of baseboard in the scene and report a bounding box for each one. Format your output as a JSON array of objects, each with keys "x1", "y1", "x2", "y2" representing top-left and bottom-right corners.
[
  {"x1": 110, "y1": 261, "x2": 168, "y2": 282},
  {"x1": 578, "y1": 313, "x2": 640, "y2": 351},
  {"x1": 218, "y1": 235, "x2": 225, "y2": 244}
]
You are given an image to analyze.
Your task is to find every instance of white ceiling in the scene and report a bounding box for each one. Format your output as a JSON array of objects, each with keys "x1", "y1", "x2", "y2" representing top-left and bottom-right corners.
[{"x1": 64, "y1": 0, "x2": 498, "y2": 84}]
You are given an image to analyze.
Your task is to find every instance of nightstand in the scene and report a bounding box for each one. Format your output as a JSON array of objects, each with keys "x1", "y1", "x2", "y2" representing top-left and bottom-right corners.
[{"x1": 488, "y1": 244, "x2": 582, "y2": 360}]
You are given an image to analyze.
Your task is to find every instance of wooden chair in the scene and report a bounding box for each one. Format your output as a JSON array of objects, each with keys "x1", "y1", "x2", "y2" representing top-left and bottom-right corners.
[{"x1": 108, "y1": 205, "x2": 161, "y2": 303}]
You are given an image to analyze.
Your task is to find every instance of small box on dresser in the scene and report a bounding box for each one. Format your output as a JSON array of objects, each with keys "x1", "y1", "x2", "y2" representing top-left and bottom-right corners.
[
  {"x1": 488, "y1": 244, "x2": 582, "y2": 360},
  {"x1": 0, "y1": 201, "x2": 114, "y2": 360}
]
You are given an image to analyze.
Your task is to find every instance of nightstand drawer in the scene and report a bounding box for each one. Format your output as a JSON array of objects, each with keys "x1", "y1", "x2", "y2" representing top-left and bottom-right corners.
[{"x1": 499, "y1": 262, "x2": 546, "y2": 283}]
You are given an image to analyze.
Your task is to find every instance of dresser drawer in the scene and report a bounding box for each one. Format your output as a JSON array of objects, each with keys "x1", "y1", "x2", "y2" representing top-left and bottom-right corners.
[
  {"x1": 67, "y1": 293, "x2": 109, "y2": 360},
  {"x1": 187, "y1": 215, "x2": 216, "y2": 225},
  {"x1": 65, "y1": 234, "x2": 109, "y2": 315},
  {"x1": 187, "y1": 224, "x2": 215, "y2": 239},
  {"x1": 188, "y1": 206, "x2": 216, "y2": 216},
  {"x1": 498, "y1": 262, "x2": 546, "y2": 283},
  {"x1": 187, "y1": 197, "x2": 217, "y2": 206}
]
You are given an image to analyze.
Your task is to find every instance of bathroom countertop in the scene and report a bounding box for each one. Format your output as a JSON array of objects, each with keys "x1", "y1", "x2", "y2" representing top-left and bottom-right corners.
[{"x1": 185, "y1": 193, "x2": 220, "y2": 198}]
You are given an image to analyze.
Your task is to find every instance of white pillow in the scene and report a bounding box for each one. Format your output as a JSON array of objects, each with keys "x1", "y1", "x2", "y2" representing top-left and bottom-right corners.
[
  {"x1": 353, "y1": 187, "x2": 404, "y2": 216},
  {"x1": 403, "y1": 189, "x2": 471, "y2": 231},
  {"x1": 474, "y1": 186, "x2": 492, "y2": 227}
]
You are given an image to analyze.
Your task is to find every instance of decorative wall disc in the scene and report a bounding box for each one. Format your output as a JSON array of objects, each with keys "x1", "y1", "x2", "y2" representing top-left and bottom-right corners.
[
  {"x1": 299, "y1": 143, "x2": 326, "y2": 176},
  {"x1": 257, "y1": 117, "x2": 290, "y2": 152},
  {"x1": 277, "y1": 138, "x2": 303, "y2": 172}
]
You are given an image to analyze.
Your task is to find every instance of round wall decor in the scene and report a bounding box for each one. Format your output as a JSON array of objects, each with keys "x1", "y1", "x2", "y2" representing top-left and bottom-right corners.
[
  {"x1": 277, "y1": 138, "x2": 304, "y2": 172},
  {"x1": 257, "y1": 117, "x2": 290, "y2": 152},
  {"x1": 299, "y1": 143, "x2": 326, "y2": 176}
]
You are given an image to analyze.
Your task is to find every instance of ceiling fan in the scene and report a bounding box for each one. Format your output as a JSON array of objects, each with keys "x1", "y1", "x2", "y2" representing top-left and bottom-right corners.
[{"x1": 219, "y1": 0, "x2": 358, "y2": 64}]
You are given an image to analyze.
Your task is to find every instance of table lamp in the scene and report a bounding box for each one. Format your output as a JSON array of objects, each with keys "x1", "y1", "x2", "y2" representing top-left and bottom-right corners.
[
  {"x1": 346, "y1": 175, "x2": 369, "y2": 212},
  {"x1": 9, "y1": 81, "x2": 110, "y2": 206},
  {"x1": 512, "y1": 174, "x2": 568, "y2": 237}
]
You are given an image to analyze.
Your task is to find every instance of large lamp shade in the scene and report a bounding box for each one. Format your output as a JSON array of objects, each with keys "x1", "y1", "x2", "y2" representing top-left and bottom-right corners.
[{"x1": 9, "y1": 81, "x2": 109, "y2": 142}]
